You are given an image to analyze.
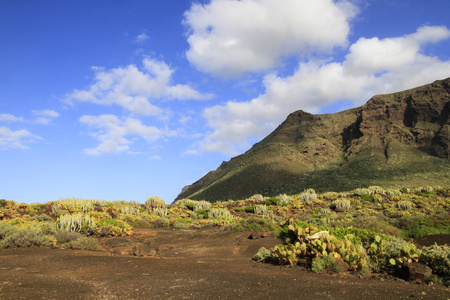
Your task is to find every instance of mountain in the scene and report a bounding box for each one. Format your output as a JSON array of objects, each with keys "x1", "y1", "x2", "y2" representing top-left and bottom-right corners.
[{"x1": 177, "y1": 78, "x2": 450, "y2": 202}]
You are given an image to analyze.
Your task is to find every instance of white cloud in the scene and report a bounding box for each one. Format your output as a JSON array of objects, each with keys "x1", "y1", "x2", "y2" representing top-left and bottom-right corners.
[
  {"x1": 0, "y1": 114, "x2": 24, "y2": 122},
  {"x1": 0, "y1": 126, "x2": 42, "y2": 149},
  {"x1": 32, "y1": 109, "x2": 60, "y2": 124},
  {"x1": 194, "y1": 26, "x2": 450, "y2": 156},
  {"x1": 184, "y1": 0, "x2": 357, "y2": 77},
  {"x1": 65, "y1": 58, "x2": 213, "y2": 116},
  {"x1": 79, "y1": 114, "x2": 177, "y2": 156},
  {"x1": 134, "y1": 32, "x2": 149, "y2": 44}
]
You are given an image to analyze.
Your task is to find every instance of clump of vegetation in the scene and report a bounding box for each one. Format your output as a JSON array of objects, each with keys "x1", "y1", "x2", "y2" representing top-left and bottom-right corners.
[
  {"x1": 194, "y1": 201, "x2": 212, "y2": 211},
  {"x1": 421, "y1": 244, "x2": 450, "y2": 278},
  {"x1": 330, "y1": 199, "x2": 350, "y2": 212},
  {"x1": 299, "y1": 189, "x2": 317, "y2": 202},
  {"x1": 145, "y1": 196, "x2": 165, "y2": 207},
  {"x1": 254, "y1": 204, "x2": 269, "y2": 217},
  {"x1": 397, "y1": 201, "x2": 412, "y2": 211},
  {"x1": 0, "y1": 185, "x2": 449, "y2": 282}
]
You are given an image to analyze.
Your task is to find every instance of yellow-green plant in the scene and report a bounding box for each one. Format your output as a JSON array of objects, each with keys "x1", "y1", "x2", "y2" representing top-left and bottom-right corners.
[
  {"x1": 148, "y1": 205, "x2": 167, "y2": 217},
  {"x1": 254, "y1": 204, "x2": 268, "y2": 217},
  {"x1": 194, "y1": 200, "x2": 212, "y2": 211},
  {"x1": 145, "y1": 196, "x2": 165, "y2": 207},
  {"x1": 397, "y1": 201, "x2": 412, "y2": 211},
  {"x1": 208, "y1": 208, "x2": 233, "y2": 219},
  {"x1": 299, "y1": 189, "x2": 317, "y2": 202},
  {"x1": 331, "y1": 199, "x2": 351, "y2": 212},
  {"x1": 57, "y1": 213, "x2": 96, "y2": 235}
]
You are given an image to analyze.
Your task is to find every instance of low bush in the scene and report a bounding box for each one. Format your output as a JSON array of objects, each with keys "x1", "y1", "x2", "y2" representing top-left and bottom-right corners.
[
  {"x1": 264, "y1": 197, "x2": 280, "y2": 205},
  {"x1": 299, "y1": 189, "x2": 317, "y2": 203},
  {"x1": 421, "y1": 244, "x2": 450, "y2": 278},
  {"x1": 0, "y1": 226, "x2": 53, "y2": 249},
  {"x1": 65, "y1": 237, "x2": 101, "y2": 251},
  {"x1": 311, "y1": 253, "x2": 335, "y2": 272},
  {"x1": 232, "y1": 217, "x2": 279, "y2": 232},
  {"x1": 253, "y1": 247, "x2": 271, "y2": 262},
  {"x1": 330, "y1": 199, "x2": 351, "y2": 212}
]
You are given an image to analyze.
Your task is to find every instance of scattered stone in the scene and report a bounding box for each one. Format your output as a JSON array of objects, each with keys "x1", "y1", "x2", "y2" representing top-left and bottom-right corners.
[
  {"x1": 306, "y1": 231, "x2": 329, "y2": 241},
  {"x1": 129, "y1": 246, "x2": 147, "y2": 257},
  {"x1": 69, "y1": 242, "x2": 82, "y2": 250},
  {"x1": 332, "y1": 259, "x2": 350, "y2": 273},
  {"x1": 402, "y1": 263, "x2": 432, "y2": 283},
  {"x1": 248, "y1": 230, "x2": 259, "y2": 239},
  {"x1": 260, "y1": 230, "x2": 268, "y2": 238}
]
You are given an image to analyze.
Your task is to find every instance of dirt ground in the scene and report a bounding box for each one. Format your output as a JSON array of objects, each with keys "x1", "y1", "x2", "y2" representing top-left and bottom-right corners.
[{"x1": 0, "y1": 228, "x2": 449, "y2": 300}]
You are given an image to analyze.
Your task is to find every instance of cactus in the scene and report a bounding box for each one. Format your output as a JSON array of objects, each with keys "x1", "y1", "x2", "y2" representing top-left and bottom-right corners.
[
  {"x1": 254, "y1": 204, "x2": 268, "y2": 217},
  {"x1": 194, "y1": 200, "x2": 212, "y2": 211},
  {"x1": 397, "y1": 201, "x2": 412, "y2": 211},
  {"x1": 278, "y1": 194, "x2": 292, "y2": 205},
  {"x1": 208, "y1": 208, "x2": 233, "y2": 219},
  {"x1": 57, "y1": 213, "x2": 96, "y2": 235},
  {"x1": 148, "y1": 205, "x2": 167, "y2": 217},
  {"x1": 249, "y1": 194, "x2": 265, "y2": 202},
  {"x1": 145, "y1": 196, "x2": 165, "y2": 207},
  {"x1": 330, "y1": 199, "x2": 351, "y2": 212},
  {"x1": 299, "y1": 189, "x2": 317, "y2": 202}
]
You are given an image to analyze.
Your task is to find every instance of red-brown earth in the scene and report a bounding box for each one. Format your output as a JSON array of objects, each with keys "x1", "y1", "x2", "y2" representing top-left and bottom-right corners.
[{"x1": 0, "y1": 228, "x2": 449, "y2": 300}]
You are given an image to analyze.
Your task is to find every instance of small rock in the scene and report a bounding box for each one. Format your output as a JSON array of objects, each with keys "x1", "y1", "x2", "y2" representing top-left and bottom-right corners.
[
  {"x1": 129, "y1": 246, "x2": 147, "y2": 257},
  {"x1": 248, "y1": 230, "x2": 259, "y2": 239},
  {"x1": 402, "y1": 262, "x2": 432, "y2": 283},
  {"x1": 260, "y1": 230, "x2": 268, "y2": 238}
]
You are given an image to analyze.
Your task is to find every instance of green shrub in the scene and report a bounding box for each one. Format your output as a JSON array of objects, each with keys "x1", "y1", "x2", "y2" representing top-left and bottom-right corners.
[
  {"x1": 65, "y1": 237, "x2": 101, "y2": 251},
  {"x1": 54, "y1": 229, "x2": 82, "y2": 244},
  {"x1": 0, "y1": 227, "x2": 53, "y2": 249},
  {"x1": 152, "y1": 217, "x2": 170, "y2": 228},
  {"x1": 253, "y1": 247, "x2": 271, "y2": 262},
  {"x1": 311, "y1": 253, "x2": 335, "y2": 272},
  {"x1": 30, "y1": 214, "x2": 53, "y2": 222},
  {"x1": 173, "y1": 218, "x2": 192, "y2": 229},
  {"x1": 264, "y1": 197, "x2": 280, "y2": 205},
  {"x1": 232, "y1": 217, "x2": 280, "y2": 232},
  {"x1": 97, "y1": 219, "x2": 132, "y2": 236},
  {"x1": 359, "y1": 194, "x2": 375, "y2": 202},
  {"x1": 421, "y1": 244, "x2": 450, "y2": 278}
]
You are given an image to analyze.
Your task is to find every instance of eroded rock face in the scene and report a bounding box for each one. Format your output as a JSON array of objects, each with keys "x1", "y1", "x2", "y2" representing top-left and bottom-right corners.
[{"x1": 176, "y1": 78, "x2": 450, "y2": 202}]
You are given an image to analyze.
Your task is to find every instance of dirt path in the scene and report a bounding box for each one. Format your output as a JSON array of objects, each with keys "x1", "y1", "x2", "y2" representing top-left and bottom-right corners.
[{"x1": 0, "y1": 228, "x2": 448, "y2": 299}]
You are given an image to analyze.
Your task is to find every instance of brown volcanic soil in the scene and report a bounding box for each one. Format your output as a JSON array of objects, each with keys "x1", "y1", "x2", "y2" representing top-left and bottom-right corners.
[{"x1": 0, "y1": 228, "x2": 449, "y2": 300}]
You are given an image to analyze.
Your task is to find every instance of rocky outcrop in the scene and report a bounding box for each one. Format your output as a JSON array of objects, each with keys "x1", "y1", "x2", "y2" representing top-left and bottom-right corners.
[{"x1": 177, "y1": 78, "x2": 450, "y2": 202}]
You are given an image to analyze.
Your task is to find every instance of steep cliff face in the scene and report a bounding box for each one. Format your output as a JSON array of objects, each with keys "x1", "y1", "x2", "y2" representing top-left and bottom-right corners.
[{"x1": 176, "y1": 78, "x2": 450, "y2": 202}]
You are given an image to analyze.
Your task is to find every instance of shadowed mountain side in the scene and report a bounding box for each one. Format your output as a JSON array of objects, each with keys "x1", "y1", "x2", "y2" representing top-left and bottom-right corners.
[{"x1": 177, "y1": 78, "x2": 450, "y2": 202}]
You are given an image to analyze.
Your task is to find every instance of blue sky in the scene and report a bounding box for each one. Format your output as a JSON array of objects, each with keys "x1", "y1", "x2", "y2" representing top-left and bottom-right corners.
[{"x1": 1, "y1": 0, "x2": 449, "y2": 204}]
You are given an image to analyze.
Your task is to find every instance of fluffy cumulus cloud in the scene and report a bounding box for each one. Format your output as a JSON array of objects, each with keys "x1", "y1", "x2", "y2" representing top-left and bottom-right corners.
[
  {"x1": 65, "y1": 57, "x2": 213, "y2": 116},
  {"x1": 194, "y1": 26, "x2": 450, "y2": 155},
  {"x1": 184, "y1": 0, "x2": 357, "y2": 77},
  {"x1": 79, "y1": 114, "x2": 177, "y2": 156},
  {"x1": 0, "y1": 126, "x2": 41, "y2": 149}
]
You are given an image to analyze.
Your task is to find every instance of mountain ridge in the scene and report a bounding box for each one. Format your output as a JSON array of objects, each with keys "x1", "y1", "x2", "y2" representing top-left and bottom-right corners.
[{"x1": 177, "y1": 78, "x2": 450, "y2": 202}]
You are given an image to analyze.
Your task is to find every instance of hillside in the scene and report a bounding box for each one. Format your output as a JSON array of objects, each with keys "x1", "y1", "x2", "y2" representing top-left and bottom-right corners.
[{"x1": 177, "y1": 78, "x2": 450, "y2": 202}]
